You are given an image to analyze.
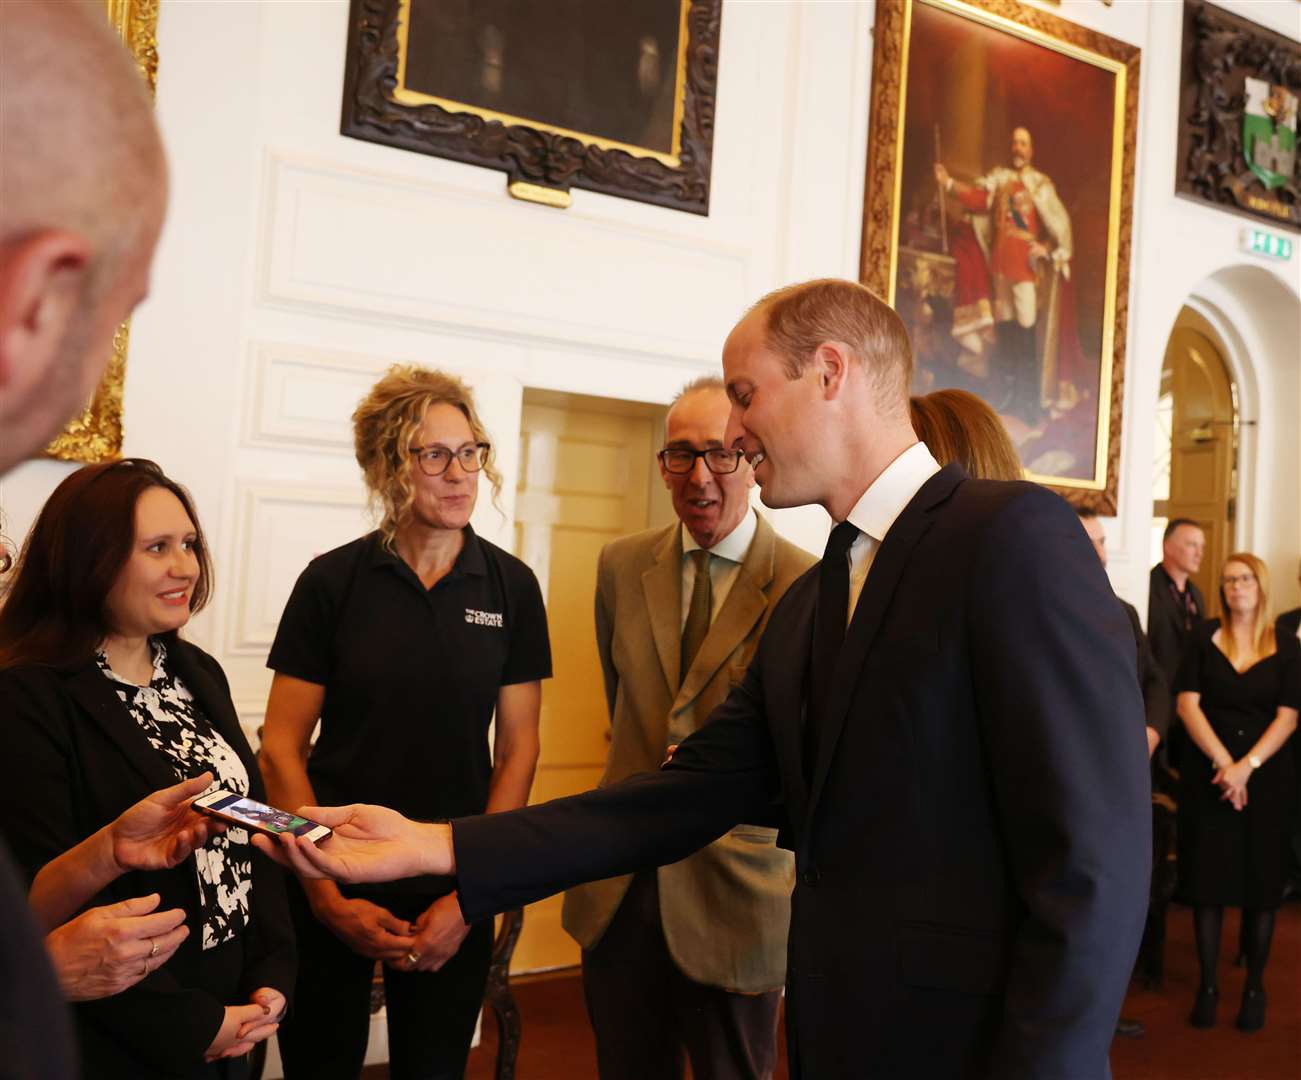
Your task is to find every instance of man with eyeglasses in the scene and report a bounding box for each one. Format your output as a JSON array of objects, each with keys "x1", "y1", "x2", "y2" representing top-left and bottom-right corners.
[{"x1": 562, "y1": 375, "x2": 814, "y2": 1080}]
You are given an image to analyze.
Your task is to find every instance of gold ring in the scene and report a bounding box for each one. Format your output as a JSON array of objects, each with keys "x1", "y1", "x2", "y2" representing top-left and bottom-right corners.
[{"x1": 141, "y1": 957, "x2": 150, "y2": 976}]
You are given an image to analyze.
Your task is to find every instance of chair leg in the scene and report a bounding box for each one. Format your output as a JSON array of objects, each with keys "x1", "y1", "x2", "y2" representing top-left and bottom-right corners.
[{"x1": 486, "y1": 909, "x2": 525, "y2": 1080}]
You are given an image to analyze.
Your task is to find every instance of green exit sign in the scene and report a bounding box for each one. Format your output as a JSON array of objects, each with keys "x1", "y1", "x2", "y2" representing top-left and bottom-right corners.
[{"x1": 1239, "y1": 227, "x2": 1294, "y2": 261}]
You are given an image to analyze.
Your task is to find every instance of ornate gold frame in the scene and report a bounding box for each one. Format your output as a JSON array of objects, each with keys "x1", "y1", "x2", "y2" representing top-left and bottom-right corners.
[
  {"x1": 44, "y1": 0, "x2": 160, "y2": 464},
  {"x1": 861, "y1": 0, "x2": 1139, "y2": 513}
]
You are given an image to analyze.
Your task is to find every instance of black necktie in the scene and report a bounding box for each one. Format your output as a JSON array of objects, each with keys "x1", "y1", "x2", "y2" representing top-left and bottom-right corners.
[{"x1": 805, "y1": 522, "x2": 859, "y2": 778}]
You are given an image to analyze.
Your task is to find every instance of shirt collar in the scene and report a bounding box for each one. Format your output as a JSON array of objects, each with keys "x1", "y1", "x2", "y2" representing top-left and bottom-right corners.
[
  {"x1": 843, "y1": 442, "x2": 941, "y2": 543},
  {"x1": 369, "y1": 525, "x2": 487, "y2": 578},
  {"x1": 96, "y1": 638, "x2": 168, "y2": 688},
  {"x1": 682, "y1": 506, "x2": 758, "y2": 564}
]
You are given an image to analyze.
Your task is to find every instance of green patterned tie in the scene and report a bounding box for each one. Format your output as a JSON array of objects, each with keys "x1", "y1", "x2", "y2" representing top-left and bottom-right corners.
[{"x1": 680, "y1": 549, "x2": 712, "y2": 685}]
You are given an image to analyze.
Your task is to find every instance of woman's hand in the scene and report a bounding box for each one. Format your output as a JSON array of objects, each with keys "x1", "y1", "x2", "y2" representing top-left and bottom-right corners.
[
  {"x1": 204, "y1": 1002, "x2": 269, "y2": 1062},
  {"x1": 233, "y1": 987, "x2": 286, "y2": 1047},
  {"x1": 45, "y1": 894, "x2": 188, "y2": 1001},
  {"x1": 1212, "y1": 760, "x2": 1252, "y2": 811},
  {"x1": 390, "y1": 892, "x2": 470, "y2": 974},
  {"x1": 109, "y1": 772, "x2": 223, "y2": 873},
  {"x1": 313, "y1": 893, "x2": 417, "y2": 962}
]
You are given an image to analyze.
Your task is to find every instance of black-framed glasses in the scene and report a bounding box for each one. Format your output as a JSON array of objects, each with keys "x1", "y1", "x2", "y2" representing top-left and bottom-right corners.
[
  {"x1": 1221, "y1": 573, "x2": 1257, "y2": 588},
  {"x1": 657, "y1": 447, "x2": 744, "y2": 475},
  {"x1": 410, "y1": 442, "x2": 490, "y2": 477}
]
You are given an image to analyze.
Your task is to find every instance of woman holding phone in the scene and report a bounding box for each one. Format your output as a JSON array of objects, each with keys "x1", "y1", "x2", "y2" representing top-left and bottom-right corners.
[
  {"x1": 0, "y1": 460, "x2": 295, "y2": 1078},
  {"x1": 260, "y1": 365, "x2": 550, "y2": 1080}
]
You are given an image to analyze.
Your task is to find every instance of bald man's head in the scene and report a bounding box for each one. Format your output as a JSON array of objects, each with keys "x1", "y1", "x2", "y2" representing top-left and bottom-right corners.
[{"x1": 0, "y1": 0, "x2": 168, "y2": 473}]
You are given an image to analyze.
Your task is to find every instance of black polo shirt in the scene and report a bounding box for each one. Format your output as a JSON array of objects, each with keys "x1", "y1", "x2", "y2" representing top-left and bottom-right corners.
[{"x1": 267, "y1": 527, "x2": 551, "y2": 825}]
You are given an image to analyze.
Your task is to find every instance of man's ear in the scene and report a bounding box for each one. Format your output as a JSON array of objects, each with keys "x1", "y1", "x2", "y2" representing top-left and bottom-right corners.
[
  {"x1": 813, "y1": 341, "x2": 852, "y2": 399},
  {"x1": 0, "y1": 230, "x2": 91, "y2": 394}
]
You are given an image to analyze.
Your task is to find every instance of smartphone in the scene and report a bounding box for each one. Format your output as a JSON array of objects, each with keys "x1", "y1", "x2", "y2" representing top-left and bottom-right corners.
[{"x1": 193, "y1": 789, "x2": 333, "y2": 843}]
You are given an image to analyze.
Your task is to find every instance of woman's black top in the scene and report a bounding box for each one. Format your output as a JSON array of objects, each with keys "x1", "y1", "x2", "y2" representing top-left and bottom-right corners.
[
  {"x1": 268, "y1": 527, "x2": 551, "y2": 837},
  {"x1": 0, "y1": 639, "x2": 295, "y2": 1079},
  {"x1": 1174, "y1": 620, "x2": 1300, "y2": 908}
]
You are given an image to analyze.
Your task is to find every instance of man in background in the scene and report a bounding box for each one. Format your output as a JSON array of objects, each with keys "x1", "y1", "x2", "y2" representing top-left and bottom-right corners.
[
  {"x1": 1079, "y1": 510, "x2": 1168, "y2": 759},
  {"x1": 1077, "y1": 508, "x2": 1172, "y2": 1037},
  {"x1": 564, "y1": 376, "x2": 813, "y2": 1080},
  {"x1": 1147, "y1": 519, "x2": 1207, "y2": 764},
  {"x1": 0, "y1": 3, "x2": 169, "y2": 1074}
]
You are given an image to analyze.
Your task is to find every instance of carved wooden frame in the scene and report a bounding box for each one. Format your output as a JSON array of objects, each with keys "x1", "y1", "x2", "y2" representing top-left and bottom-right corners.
[
  {"x1": 340, "y1": 0, "x2": 722, "y2": 215},
  {"x1": 1175, "y1": 0, "x2": 1300, "y2": 231},
  {"x1": 861, "y1": 0, "x2": 1139, "y2": 513},
  {"x1": 44, "y1": 0, "x2": 160, "y2": 464}
]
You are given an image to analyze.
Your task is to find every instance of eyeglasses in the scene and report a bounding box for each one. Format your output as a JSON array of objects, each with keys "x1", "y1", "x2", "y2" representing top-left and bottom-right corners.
[
  {"x1": 1221, "y1": 573, "x2": 1257, "y2": 588},
  {"x1": 410, "y1": 442, "x2": 490, "y2": 477},
  {"x1": 657, "y1": 447, "x2": 745, "y2": 475}
]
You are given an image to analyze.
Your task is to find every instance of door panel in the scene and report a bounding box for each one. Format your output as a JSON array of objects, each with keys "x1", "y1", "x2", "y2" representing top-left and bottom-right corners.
[
  {"x1": 509, "y1": 399, "x2": 658, "y2": 972},
  {"x1": 1156, "y1": 320, "x2": 1236, "y2": 603}
]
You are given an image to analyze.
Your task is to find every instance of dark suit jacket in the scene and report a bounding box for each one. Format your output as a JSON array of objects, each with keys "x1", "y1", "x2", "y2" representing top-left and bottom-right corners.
[
  {"x1": 1121, "y1": 599, "x2": 1171, "y2": 742},
  {"x1": 0, "y1": 639, "x2": 295, "y2": 1079},
  {"x1": 1277, "y1": 606, "x2": 1301, "y2": 644},
  {"x1": 452, "y1": 467, "x2": 1151, "y2": 1079},
  {"x1": 1146, "y1": 564, "x2": 1206, "y2": 690},
  {"x1": 0, "y1": 837, "x2": 76, "y2": 1078}
]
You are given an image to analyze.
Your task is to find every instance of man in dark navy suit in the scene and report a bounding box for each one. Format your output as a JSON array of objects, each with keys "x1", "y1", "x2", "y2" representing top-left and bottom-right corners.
[{"x1": 265, "y1": 279, "x2": 1153, "y2": 1079}]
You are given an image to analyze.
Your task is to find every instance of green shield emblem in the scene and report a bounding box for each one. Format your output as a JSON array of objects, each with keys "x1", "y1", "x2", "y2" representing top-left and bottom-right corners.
[{"x1": 1243, "y1": 78, "x2": 1297, "y2": 192}]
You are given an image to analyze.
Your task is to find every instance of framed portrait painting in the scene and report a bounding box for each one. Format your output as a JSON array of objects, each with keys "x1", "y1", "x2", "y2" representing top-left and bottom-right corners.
[
  {"x1": 861, "y1": 0, "x2": 1139, "y2": 511},
  {"x1": 44, "y1": 0, "x2": 160, "y2": 464}
]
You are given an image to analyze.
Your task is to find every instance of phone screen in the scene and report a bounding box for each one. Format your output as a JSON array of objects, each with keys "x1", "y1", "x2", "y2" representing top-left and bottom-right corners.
[{"x1": 205, "y1": 793, "x2": 324, "y2": 837}]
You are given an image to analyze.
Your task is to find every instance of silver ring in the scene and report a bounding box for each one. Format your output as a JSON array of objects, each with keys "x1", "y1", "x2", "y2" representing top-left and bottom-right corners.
[
  {"x1": 405, "y1": 950, "x2": 420, "y2": 967},
  {"x1": 149, "y1": 938, "x2": 159, "y2": 958}
]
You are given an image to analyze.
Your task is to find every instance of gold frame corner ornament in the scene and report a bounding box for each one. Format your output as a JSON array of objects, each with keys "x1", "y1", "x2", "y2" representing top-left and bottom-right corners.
[
  {"x1": 44, "y1": 0, "x2": 160, "y2": 464},
  {"x1": 861, "y1": 0, "x2": 1140, "y2": 513}
]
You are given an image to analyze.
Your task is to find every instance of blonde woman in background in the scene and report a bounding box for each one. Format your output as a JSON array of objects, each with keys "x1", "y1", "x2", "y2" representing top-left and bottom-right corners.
[
  {"x1": 1175, "y1": 553, "x2": 1299, "y2": 1033},
  {"x1": 260, "y1": 366, "x2": 551, "y2": 1079}
]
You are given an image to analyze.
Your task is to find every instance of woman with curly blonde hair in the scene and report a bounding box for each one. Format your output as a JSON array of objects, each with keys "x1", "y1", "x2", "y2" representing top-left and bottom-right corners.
[{"x1": 260, "y1": 365, "x2": 551, "y2": 1078}]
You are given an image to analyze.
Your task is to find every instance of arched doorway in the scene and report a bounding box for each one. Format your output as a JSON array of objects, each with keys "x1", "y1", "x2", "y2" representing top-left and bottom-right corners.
[{"x1": 1152, "y1": 308, "x2": 1237, "y2": 603}]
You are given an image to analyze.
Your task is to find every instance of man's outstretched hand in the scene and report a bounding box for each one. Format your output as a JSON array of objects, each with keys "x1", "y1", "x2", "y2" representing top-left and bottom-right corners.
[{"x1": 251, "y1": 804, "x2": 453, "y2": 884}]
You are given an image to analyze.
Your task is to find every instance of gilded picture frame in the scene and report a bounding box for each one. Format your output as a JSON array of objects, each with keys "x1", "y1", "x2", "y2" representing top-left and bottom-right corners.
[
  {"x1": 44, "y1": 0, "x2": 159, "y2": 464},
  {"x1": 861, "y1": 0, "x2": 1139, "y2": 512},
  {"x1": 340, "y1": 0, "x2": 723, "y2": 214}
]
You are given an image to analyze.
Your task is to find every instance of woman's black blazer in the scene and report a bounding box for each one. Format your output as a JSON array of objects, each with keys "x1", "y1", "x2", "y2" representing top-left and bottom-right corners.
[{"x1": 0, "y1": 637, "x2": 295, "y2": 1078}]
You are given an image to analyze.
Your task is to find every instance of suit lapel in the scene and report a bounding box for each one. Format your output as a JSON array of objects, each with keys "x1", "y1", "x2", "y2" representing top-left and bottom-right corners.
[
  {"x1": 672, "y1": 516, "x2": 776, "y2": 714},
  {"x1": 67, "y1": 664, "x2": 180, "y2": 793},
  {"x1": 642, "y1": 526, "x2": 684, "y2": 697},
  {"x1": 805, "y1": 465, "x2": 964, "y2": 818}
]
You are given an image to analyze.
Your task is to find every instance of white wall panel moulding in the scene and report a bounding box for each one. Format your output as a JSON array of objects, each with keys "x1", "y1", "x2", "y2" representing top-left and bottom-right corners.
[
  {"x1": 256, "y1": 151, "x2": 750, "y2": 364},
  {"x1": 226, "y1": 481, "x2": 371, "y2": 656},
  {"x1": 242, "y1": 340, "x2": 526, "y2": 454}
]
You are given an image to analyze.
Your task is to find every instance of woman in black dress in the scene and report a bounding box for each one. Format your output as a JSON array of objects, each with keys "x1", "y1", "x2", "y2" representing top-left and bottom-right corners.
[
  {"x1": 0, "y1": 460, "x2": 295, "y2": 1077},
  {"x1": 1175, "y1": 552, "x2": 1299, "y2": 1033}
]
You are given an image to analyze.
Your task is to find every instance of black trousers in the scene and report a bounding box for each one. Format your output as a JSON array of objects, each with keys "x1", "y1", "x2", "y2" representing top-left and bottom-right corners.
[
  {"x1": 582, "y1": 871, "x2": 782, "y2": 1080},
  {"x1": 277, "y1": 880, "x2": 492, "y2": 1080}
]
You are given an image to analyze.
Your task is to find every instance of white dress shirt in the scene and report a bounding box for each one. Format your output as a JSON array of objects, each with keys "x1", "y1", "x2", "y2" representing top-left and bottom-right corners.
[
  {"x1": 680, "y1": 507, "x2": 759, "y2": 629},
  {"x1": 840, "y1": 442, "x2": 942, "y2": 625}
]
